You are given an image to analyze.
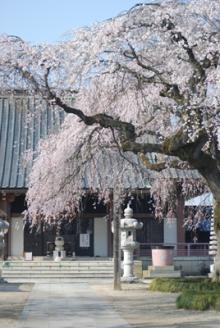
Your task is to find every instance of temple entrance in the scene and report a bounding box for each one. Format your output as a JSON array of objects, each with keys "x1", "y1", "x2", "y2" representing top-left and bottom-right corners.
[
  {"x1": 94, "y1": 217, "x2": 108, "y2": 257},
  {"x1": 75, "y1": 217, "x2": 94, "y2": 256},
  {"x1": 23, "y1": 216, "x2": 96, "y2": 257},
  {"x1": 11, "y1": 217, "x2": 24, "y2": 257}
]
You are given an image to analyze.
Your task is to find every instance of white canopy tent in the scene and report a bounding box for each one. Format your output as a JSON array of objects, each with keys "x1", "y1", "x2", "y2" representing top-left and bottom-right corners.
[{"x1": 185, "y1": 193, "x2": 213, "y2": 207}]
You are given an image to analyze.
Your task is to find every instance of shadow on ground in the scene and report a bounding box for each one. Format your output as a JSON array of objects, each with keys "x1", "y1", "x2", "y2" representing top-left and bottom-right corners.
[
  {"x1": 0, "y1": 283, "x2": 33, "y2": 292},
  {"x1": 0, "y1": 283, "x2": 32, "y2": 325},
  {"x1": 130, "y1": 321, "x2": 220, "y2": 328}
]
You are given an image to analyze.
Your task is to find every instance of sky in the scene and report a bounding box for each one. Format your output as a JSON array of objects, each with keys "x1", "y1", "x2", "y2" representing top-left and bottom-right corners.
[{"x1": 0, "y1": 0, "x2": 142, "y2": 44}]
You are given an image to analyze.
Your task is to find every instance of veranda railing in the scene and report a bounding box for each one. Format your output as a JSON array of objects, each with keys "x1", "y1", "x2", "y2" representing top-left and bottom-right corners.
[{"x1": 136, "y1": 242, "x2": 209, "y2": 257}]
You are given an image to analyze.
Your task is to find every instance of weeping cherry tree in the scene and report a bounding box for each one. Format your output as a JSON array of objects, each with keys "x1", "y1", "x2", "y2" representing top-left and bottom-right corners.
[{"x1": 1, "y1": 0, "x2": 220, "y2": 279}]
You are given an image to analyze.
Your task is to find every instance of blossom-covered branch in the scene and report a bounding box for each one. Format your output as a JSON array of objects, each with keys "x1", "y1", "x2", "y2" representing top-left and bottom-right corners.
[{"x1": 2, "y1": 1, "x2": 220, "y2": 278}]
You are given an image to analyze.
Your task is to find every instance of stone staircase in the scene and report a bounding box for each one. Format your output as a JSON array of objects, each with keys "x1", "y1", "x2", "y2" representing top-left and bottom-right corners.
[
  {"x1": 143, "y1": 265, "x2": 181, "y2": 279},
  {"x1": 141, "y1": 266, "x2": 181, "y2": 289},
  {"x1": 0, "y1": 259, "x2": 114, "y2": 283}
]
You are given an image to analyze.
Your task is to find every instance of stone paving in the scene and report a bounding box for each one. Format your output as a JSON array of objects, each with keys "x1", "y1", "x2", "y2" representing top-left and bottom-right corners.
[
  {"x1": 1, "y1": 281, "x2": 220, "y2": 328},
  {"x1": 0, "y1": 283, "x2": 32, "y2": 328},
  {"x1": 16, "y1": 283, "x2": 131, "y2": 328},
  {"x1": 93, "y1": 283, "x2": 220, "y2": 328}
]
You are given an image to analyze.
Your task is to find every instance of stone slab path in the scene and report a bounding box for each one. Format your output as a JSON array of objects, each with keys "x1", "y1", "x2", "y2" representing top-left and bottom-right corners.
[{"x1": 16, "y1": 283, "x2": 131, "y2": 328}]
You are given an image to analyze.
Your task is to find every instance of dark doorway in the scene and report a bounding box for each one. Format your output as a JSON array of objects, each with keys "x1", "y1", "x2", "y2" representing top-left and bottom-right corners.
[
  {"x1": 24, "y1": 217, "x2": 95, "y2": 257},
  {"x1": 75, "y1": 217, "x2": 94, "y2": 256}
]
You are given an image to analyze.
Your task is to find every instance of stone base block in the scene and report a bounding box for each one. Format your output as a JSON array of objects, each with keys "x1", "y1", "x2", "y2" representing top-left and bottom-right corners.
[
  {"x1": 134, "y1": 261, "x2": 143, "y2": 278},
  {"x1": 121, "y1": 276, "x2": 139, "y2": 283},
  {"x1": 53, "y1": 250, "x2": 66, "y2": 260},
  {"x1": 144, "y1": 265, "x2": 181, "y2": 278}
]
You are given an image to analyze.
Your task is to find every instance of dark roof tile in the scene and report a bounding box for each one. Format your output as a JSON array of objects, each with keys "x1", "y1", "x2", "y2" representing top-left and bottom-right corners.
[{"x1": 0, "y1": 96, "x2": 64, "y2": 189}]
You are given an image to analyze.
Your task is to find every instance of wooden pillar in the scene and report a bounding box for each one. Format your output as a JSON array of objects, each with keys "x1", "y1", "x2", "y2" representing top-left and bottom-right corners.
[
  {"x1": 0, "y1": 192, "x2": 10, "y2": 259},
  {"x1": 112, "y1": 192, "x2": 121, "y2": 290},
  {"x1": 107, "y1": 217, "x2": 113, "y2": 257},
  {"x1": 176, "y1": 194, "x2": 185, "y2": 244},
  {"x1": 107, "y1": 199, "x2": 113, "y2": 257},
  {"x1": 6, "y1": 193, "x2": 16, "y2": 258}
]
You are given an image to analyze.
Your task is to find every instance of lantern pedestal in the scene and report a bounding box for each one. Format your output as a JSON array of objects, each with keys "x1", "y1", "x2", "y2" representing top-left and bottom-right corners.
[{"x1": 120, "y1": 205, "x2": 143, "y2": 282}]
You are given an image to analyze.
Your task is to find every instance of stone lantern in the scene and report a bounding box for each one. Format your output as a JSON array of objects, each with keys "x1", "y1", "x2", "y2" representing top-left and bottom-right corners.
[
  {"x1": 53, "y1": 220, "x2": 66, "y2": 261},
  {"x1": 121, "y1": 204, "x2": 143, "y2": 282},
  {"x1": 53, "y1": 236, "x2": 66, "y2": 261}
]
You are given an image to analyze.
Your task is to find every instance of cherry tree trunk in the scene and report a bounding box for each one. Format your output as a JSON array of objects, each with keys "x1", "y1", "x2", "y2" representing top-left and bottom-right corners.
[{"x1": 197, "y1": 166, "x2": 220, "y2": 281}]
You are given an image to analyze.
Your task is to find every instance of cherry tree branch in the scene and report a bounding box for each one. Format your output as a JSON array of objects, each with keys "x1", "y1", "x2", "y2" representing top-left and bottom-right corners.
[
  {"x1": 139, "y1": 153, "x2": 190, "y2": 172},
  {"x1": 125, "y1": 43, "x2": 186, "y2": 105}
]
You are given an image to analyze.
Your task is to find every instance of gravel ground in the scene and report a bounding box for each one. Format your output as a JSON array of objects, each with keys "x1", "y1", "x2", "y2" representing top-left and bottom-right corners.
[
  {"x1": 92, "y1": 283, "x2": 220, "y2": 328},
  {"x1": 0, "y1": 283, "x2": 32, "y2": 328}
]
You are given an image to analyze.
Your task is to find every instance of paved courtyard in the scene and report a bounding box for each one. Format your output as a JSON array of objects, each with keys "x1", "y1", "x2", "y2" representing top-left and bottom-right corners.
[{"x1": 1, "y1": 282, "x2": 220, "y2": 328}]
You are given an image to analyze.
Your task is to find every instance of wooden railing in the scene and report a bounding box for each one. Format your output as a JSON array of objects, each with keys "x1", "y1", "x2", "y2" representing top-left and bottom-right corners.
[{"x1": 136, "y1": 242, "x2": 210, "y2": 257}]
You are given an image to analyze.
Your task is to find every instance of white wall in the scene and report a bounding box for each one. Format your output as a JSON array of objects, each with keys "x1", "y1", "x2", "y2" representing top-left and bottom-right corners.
[
  {"x1": 94, "y1": 217, "x2": 108, "y2": 257},
  {"x1": 164, "y1": 218, "x2": 177, "y2": 244},
  {"x1": 10, "y1": 217, "x2": 24, "y2": 257}
]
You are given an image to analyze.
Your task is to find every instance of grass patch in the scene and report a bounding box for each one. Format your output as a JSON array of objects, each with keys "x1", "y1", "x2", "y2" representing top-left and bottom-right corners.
[
  {"x1": 149, "y1": 277, "x2": 220, "y2": 293},
  {"x1": 176, "y1": 291, "x2": 220, "y2": 311},
  {"x1": 149, "y1": 278, "x2": 220, "y2": 311}
]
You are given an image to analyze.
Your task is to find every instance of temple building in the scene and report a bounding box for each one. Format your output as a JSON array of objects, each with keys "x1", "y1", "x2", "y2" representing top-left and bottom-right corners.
[{"x1": 0, "y1": 94, "x2": 210, "y2": 261}]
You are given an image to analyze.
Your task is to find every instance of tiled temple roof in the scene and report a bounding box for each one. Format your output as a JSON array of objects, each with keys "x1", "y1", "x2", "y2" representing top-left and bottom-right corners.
[
  {"x1": 0, "y1": 94, "x2": 201, "y2": 191},
  {"x1": 0, "y1": 96, "x2": 64, "y2": 189}
]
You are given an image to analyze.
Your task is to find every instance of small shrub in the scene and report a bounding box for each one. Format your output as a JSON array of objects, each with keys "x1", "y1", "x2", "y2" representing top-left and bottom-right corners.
[
  {"x1": 176, "y1": 292, "x2": 193, "y2": 309},
  {"x1": 149, "y1": 278, "x2": 220, "y2": 311},
  {"x1": 215, "y1": 298, "x2": 220, "y2": 311},
  {"x1": 149, "y1": 278, "x2": 220, "y2": 293},
  {"x1": 177, "y1": 291, "x2": 219, "y2": 311}
]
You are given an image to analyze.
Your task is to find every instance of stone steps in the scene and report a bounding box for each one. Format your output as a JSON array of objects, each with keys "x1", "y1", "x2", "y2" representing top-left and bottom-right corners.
[
  {"x1": 2, "y1": 278, "x2": 113, "y2": 283},
  {"x1": 2, "y1": 261, "x2": 113, "y2": 266},
  {"x1": 147, "y1": 265, "x2": 175, "y2": 271},
  {"x1": 2, "y1": 269, "x2": 113, "y2": 275},
  {"x1": 2, "y1": 266, "x2": 114, "y2": 269},
  {"x1": 143, "y1": 265, "x2": 182, "y2": 279},
  {"x1": 1, "y1": 260, "x2": 114, "y2": 283},
  {"x1": 2, "y1": 273, "x2": 114, "y2": 278},
  {"x1": 145, "y1": 271, "x2": 181, "y2": 278}
]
